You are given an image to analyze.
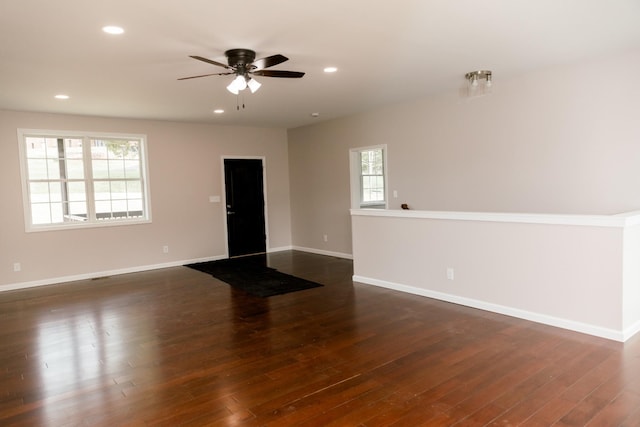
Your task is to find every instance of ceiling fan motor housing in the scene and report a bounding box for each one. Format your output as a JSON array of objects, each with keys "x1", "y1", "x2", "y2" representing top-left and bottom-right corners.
[{"x1": 225, "y1": 49, "x2": 257, "y2": 73}]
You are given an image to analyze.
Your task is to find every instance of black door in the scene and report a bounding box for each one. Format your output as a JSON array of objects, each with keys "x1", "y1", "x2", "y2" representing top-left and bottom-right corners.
[{"x1": 224, "y1": 159, "x2": 266, "y2": 257}]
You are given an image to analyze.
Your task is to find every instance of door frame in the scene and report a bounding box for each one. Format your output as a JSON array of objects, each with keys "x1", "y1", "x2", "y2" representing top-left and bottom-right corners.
[{"x1": 220, "y1": 155, "x2": 270, "y2": 258}]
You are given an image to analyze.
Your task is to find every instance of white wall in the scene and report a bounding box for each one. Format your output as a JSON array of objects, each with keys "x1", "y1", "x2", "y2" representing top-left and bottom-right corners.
[
  {"x1": 0, "y1": 110, "x2": 291, "y2": 289},
  {"x1": 288, "y1": 49, "x2": 640, "y2": 255}
]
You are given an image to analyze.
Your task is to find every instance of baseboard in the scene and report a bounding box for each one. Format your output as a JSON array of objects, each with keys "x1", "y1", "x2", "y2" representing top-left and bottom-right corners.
[
  {"x1": 0, "y1": 255, "x2": 227, "y2": 293},
  {"x1": 623, "y1": 319, "x2": 640, "y2": 341},
  {"x1": 291, "y1": 246, "x2": 353, "y2": 260},
  {"x1": 353, "y1": 274, "x2": 627, "y2": 342},
  {"x1": 267, "y1": 245, "x2": 294, "y2": 253},
  {"x1": 0, "y1": 248, "x2": 353, "y2": 293}
]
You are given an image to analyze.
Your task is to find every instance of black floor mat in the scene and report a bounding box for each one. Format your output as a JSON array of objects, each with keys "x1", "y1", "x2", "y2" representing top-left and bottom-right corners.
[{"x1": 185, "y1": 256, "x2": 323, "y2": 297}]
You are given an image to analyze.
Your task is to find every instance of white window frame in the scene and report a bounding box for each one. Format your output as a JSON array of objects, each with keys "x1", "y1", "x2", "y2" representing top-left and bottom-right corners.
[
  {"x1": 17, "y1": 128, "x2": 152, "y2": 232},
  {"x1": 349, "y1": 144, "x2": 388, "y2": 209}
]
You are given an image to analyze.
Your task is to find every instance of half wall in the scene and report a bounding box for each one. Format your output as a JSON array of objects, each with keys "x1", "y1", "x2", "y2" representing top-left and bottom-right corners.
[{"x1": 351, "y1": 209, "x2": 640, "y2": 341}]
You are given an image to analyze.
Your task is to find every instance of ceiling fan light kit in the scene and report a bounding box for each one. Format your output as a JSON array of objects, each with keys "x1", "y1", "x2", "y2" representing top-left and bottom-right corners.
[{"x1": 226, "y1": 75, "x2": 247, "y2": 94}]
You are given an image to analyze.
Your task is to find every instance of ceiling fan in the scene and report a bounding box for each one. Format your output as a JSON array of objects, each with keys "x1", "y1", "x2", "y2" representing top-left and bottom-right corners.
[{"x1": 178, "y1": 49, "x2": 305, "y2": 95}]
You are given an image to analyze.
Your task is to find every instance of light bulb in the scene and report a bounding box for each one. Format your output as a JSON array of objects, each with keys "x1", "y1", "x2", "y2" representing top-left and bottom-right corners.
[
  {"x1": 485, "y1": 74, "x2": 493, "y2": 87},
  {"x1": 226, "y1": 81, "x2": 240, "y2": 95},
  {"x1": 471, "y1": 75, "x2": 479, "y2": 87},
  {"x1": 247, "y1": 78, "x2": 261, "y2": 93},
  {"x1": 234, "y1": 75, "x2": 247, "y2": 91}
]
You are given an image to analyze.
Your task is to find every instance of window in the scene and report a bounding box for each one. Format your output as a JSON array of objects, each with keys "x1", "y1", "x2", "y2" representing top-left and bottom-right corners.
[
  {"x1": 18, "y1": 129, "x2": 151, "y2": 231},
  {"x1": 350, "y1": 145, "x2": 387, "y2": 209}
]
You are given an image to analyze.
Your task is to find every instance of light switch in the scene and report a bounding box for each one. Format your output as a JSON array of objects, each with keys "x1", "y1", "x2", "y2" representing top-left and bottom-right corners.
[{"x1": 209, "y1": 195, "x2": 221, "y2": 203}]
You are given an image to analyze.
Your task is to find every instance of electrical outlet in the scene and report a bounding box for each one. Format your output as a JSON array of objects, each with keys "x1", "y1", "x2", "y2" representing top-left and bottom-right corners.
[
  {"x1": 446, "y1": 267, "x2": 454, "y2": 281},
  {"x1": 163, "y1": 245, "x2": 169, "y2": 254},
  {"x1": 13, "y1": 262, "x2": 21, "y2": 272},
  {"x1": 323, "y1": 234, "x2": 328, "y2": 242}
]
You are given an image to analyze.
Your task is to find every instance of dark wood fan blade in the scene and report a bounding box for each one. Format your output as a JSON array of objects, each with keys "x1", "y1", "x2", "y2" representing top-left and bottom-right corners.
[
  {"x1": 178, "y1": 72, "x2": 234, "y2": 80},
  {"x1": 190, "y1": 55, "x2": 232, "y2": 69},
  {"x1": 252, "y1": 54, "x2": 288, "y2": 70},
  {"x1": 252, "y1": 70, "x2": 305, "y2": 78}
]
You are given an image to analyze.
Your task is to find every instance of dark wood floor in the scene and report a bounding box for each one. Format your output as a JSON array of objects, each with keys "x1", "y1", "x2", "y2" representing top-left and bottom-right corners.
[{"x1": 1, "y1": 251, "x2": 640, "y2": 426}]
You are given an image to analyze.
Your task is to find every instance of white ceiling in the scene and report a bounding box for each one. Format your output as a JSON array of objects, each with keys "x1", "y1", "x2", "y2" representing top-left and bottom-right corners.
[{"x1": 2, "y1": 0, "x2": 640, "y2": 129}]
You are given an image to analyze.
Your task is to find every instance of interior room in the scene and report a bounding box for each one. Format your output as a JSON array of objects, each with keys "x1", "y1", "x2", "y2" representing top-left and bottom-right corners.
[{"x1": 2, "y1": 1, "x2": 640, "y2": 425}]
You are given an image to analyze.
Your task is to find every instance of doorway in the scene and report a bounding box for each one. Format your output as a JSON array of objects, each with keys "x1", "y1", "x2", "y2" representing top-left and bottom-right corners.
[{"x1": 223, "y1": 158, "x2": 267, "y2": 257}]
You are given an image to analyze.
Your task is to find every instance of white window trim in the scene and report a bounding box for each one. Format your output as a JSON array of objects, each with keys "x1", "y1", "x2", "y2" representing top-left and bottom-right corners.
[
  {"x1": 349, "y1": 144, "x2": 388, "y2": 210},
  {"x1": 17, "y1": 128, "x2": 152, "y2": 232}
]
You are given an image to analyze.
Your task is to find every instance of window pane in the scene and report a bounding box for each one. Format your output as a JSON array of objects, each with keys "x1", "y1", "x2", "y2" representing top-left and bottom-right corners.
[
  {"x1": 27, "y1": 159, "x2": 48, "y2": 180},
  {"x1": 31, "y1": 203, "x2": 51, "y2": 225},
  {"x1": 361, "y1": 152, "x2": 371, "y2": 175},
  {"x1": 112, "y1": 200, "x2": 127, "y2": 213},
  {"x1": 104, "y1": 140, "x2": 130, "y2": 159},
  {"x1": 362, "y1": 176, "x2": 371, "y2": 190},
  {"x1": 128, "y1": 199, "x2": 143, "y2": 212},
  {"x1": 94, "y1": 181, "x2": 111, "y2": 200},
  {"x1": 69, "y1": 202, "x2": 87, "y2": 218},
  {"x1": 125, "y1": 160, "x2": 140, "y2": 179},
  {"x1": 372, "y1": 159, "x2": 382, "y2": 175},
  {"x1": 108, "y1": 159, "x2": 125, "y2": 179},
  {"x1": 66, "y1": 159, "x2": 84, "y2": 179},
  {"x1": 92, "y1": 160, "x2": 109, "y2": 179},
  {"x1": 30, "y1": 182, "x2": 50, "y2": 203},
  {"x1": 106, "y1": 141, "x2": 123, "y2": 159},
  {"x1": 46, "y1": 159, "x2": 60, "y2": 179},
  {"x1": 50, "y1": 203, "x2": 64, "y2": 223},
  {"x1": 25, "y1": 137, "x2": 46, "y2": 158},
  {"x1": 126, "y1": 141, "x2": 140, "y2": 159},
  {"x1": 68, "y1": 182, "x2": 86, "y2": 201},
  {"x1": 49, "y1": 182, "x2": 62, "y2": 202},
  {"x1": 110, "y1": 181, "x2": 126, "y2": 199},
  {"x1": 91, "y1": 141, "x2": 108, "y2": 159},
  {"x1": 126, "y1": 180, "x2": 142, "y2": 197},
  {"x1": 64, "y1": 139, "x2": 83, "y2": 159},
  {"x1": 95, "y1": 200, "x2": 111, "y2": 216},
  {"x1": 44, "y1": 139, "x2": 60, "y2": 159}
]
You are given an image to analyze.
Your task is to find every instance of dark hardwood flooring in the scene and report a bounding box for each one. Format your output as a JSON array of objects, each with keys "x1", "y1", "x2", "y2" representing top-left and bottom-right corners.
[{"x1": 1, "y1": 250, "x2": 640, "y2": 426}]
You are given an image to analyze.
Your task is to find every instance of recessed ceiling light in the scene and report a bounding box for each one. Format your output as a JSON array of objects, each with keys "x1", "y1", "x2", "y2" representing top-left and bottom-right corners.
[
  {"x1": 102, "y1": 26, "x2": 124, "y2": 35},
  {"x1": 54, "y1": 94, "x2": 70, "y2": 100},
  {"x1": 323, "y1": 67, "x2": 338, "y2": 73},
  {"x1": 310, "y1": 112, "x2": 320, "y2": 118},
  {"x1": 213, "y1": 109, "x2": 224, "y2": 114}
]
